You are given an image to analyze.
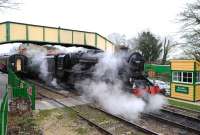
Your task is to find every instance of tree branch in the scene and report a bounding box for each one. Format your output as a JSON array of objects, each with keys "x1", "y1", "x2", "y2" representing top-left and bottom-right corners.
[{"x1": 0, "y1": 0, "x2": 20, "y2": 10}]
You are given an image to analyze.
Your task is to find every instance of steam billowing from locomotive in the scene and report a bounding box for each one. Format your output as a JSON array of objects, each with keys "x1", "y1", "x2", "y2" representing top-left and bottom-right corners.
[
  {"x1": 75, "y1": 52, "x2": 166, "y2": 120},
  {"x1": 23, "y1": 45, "x2": 49, "y2": 81},
  {"x1": 0, "y1": 44, "x2": 166, "y2": 120},
  {"x1": 20, "y1": 44, "x2": 88, "y2": 86}
]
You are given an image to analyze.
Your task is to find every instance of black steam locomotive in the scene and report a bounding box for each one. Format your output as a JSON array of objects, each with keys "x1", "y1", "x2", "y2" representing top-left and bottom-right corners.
[
  {"x1": 0, "y1": 49, "x2": 161, "y2": 98},
  {"x1": 54, "y1": 50, "x2": 144, "y2": 85}
]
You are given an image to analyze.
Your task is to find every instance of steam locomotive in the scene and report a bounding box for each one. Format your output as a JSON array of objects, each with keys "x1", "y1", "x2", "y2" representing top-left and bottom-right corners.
[
  {"x1": 52, "y1": 50, "x2": 160, "y2": 97},
  {"x1": 0, "y1": 50, "x2": 161, "y2": 100}
]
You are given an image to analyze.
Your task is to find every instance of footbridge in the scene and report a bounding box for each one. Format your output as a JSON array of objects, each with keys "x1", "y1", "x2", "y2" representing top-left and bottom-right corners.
[{"x1": 0, "y1": 21, "x2": 115, "y2": 52}]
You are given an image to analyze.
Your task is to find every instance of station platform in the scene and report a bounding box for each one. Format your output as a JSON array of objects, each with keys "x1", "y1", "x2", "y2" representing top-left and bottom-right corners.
[
  {"x1": 168, "y1": 97, "x2": 200, "y2": 106},
  {"x1": 0, "y1": 72, "x2": 8, "y2": 85},
  {"x1": 36, "y1": 96, "x2": 90, "y2": 110}
]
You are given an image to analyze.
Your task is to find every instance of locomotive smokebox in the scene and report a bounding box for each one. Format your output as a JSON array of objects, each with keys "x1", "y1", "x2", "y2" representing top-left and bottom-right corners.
[
  {"x1": 127, "y1": 52, "x2": 144, "y2": 73},
  {"x1": 9, "y1": 54, "x2": 28, "y2": 74}
]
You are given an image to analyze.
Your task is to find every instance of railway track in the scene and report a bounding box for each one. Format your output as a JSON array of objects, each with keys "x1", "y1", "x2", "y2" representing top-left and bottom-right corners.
[
  {"x1": 30, "y1": 80, "x2": 200, "y2": 135},
  {"x1": 163, "y1": 105, "x2": 200, "y2": 119},
  {"x1": 27, "y1": 79, "x2": 72, "y2": 98},
  {"x1": 73, "y1": 105, "x2": 160, "y2": 135},
  {"x1": 144, "y1": 107, "x2": 200, "y2": 134},
  {"x1": 31, "y1": 80, "x2": 159, "y2": 135}
]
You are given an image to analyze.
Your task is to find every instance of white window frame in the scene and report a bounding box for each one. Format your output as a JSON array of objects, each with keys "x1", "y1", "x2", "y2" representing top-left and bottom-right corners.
[
  {"x1": 172, "y1": 71, "x2": 193, "y2": 84},
  {"x1": 172, "y1": 72, "x2": 181, "y2": 82},
  {"x1": 196, "y1": 72, "x2": 200, "y2": 84}
]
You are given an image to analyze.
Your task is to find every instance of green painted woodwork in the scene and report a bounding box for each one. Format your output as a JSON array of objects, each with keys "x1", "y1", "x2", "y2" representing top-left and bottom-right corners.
[
  {"x1": 84, "y1": 33, "x2": 86, "y2": 45},
  {"x1": 58, "y1": 27, "x2": 61, "y2": 43},
  {"x1": 26, "y1": 25, "x2": 29, "y2": 41},
  {"x1": 144, "y1": 64, "x2": 170, "y2": 74},
  {"x1": 194, "y1": 62, "x2": 196, "y2": 101},
  {"x1": 72, "y1": 30, "x2": 74, "y2": 44},
  {"x1": 175, "y1": 86, "x2": 189, "y2": 94},
  {"x1": 43, "y1": 26, "x2": 45, "y2": 41},
  {"x1": 8, "y1": 68, "x2": 35, "y2": 110},
  {"x1": 95, "y1": 34, "x2": 97, "y2": 47},
  {"x1": 170, "y1": 63, "x2": 172, "y2": 97},
  {"x1": 0, "y1": 85, "x2": 8, "y2": 135},
  {"x1": 6, "y1": 23, "x2": 10, "y2": 41}
]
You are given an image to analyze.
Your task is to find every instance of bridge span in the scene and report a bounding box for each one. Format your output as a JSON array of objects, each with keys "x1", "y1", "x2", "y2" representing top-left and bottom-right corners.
[{"x1": 0, "y1": 21, "x2": 115, "y2": 52}]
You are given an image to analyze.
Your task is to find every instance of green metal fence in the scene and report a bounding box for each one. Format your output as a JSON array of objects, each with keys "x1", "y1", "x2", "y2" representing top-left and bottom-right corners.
[
  {"x1": 144, "y1": 64, "x2": 170, "y2": 74},
  {"x1": 144, "y1": 64, "x2": 171, "y2": 81},
  {"x1": 0, "y1": 83, "x2": 8, "y2": 135},
  {"x1": 0, "y1": 61, "x2": 36, "y2": 135},
  {"x1": 8, "y1": 69, "x2": 35, "y2": 110}
]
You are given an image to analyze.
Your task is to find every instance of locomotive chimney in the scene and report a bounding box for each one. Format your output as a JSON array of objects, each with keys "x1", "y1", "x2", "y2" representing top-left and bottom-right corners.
[{"x1": 114, "y1": 45, "x2": 129, "y2": 55}]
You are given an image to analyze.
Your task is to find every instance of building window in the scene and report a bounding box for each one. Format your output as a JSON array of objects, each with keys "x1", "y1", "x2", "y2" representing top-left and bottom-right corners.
[
  {"x1": 196, "y1": 72, "x2": 200, "y2": 83},
  {"x1": 173, "y1": 72, "x2": 181, "y2": 82},
  {"x1": 172, "y1": 71, "x2": 193, "y2": 84},
  {"x1": 183, "y1": 72, "x2": 193, "y2": 83}
]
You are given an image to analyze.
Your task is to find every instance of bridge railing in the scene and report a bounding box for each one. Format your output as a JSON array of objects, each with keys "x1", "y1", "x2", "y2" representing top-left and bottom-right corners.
[{"x1": 0, "y1": 21, "x2": 115, "y2": 53}]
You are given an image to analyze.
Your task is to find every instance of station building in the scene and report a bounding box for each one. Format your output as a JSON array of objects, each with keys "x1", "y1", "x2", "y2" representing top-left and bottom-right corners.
[{"x1": 170, "y1": 60, "x2": 200, "y2": 101}]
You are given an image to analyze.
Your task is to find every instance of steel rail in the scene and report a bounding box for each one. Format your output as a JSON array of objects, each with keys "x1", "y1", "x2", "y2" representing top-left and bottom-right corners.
[
  {"x1": 37, "y1": 89, "x2": 113, "y2": 135},
  {"x1": 33, "y1": 80, "x2": 159, "y2": 135},
  {"x1": 160, "y1": 108, "x2": 200, "y2": 122},
  {"x1": 144, "y1": 111, "x2": 200, "y2": 134},
  {"x1": 163, "y1": 105, "x2": 200, "y2": 119},
  {"x1": 88, "y1": 105, "x2": 160, "y2": 135}
]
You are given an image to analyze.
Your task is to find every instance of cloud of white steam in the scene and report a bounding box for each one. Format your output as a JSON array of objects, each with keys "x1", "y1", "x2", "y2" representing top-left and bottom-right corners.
[
  {"x1": 76, "y1": 52, "x2": 167, "y2": 120},
  {"x1": 22, "y1": 44, "x2": 49, "y2": 81},
  {"x1": 55, "y1": 46, "x2": 88, "y2": 53},
  {"x1": 79, "y1": 79, "x2": 146, "y2": 120},
  {"x1": 22, "y1": 44, "x2": 88, "y2": 86},
  {"x1": 145, "y1": 94, "x2": 167, "y2": 112},
  {"x1": 50, "y1": 78, "x2": 61, "y2": 89},
  {"x1": 0, "y1": 43, "x2": 20, "y2": 55}
]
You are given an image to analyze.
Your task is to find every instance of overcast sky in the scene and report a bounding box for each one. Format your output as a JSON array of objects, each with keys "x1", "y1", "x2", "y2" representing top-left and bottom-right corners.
[{"x1": 0, "y1": 0, "x2": 191, "y2": 54}]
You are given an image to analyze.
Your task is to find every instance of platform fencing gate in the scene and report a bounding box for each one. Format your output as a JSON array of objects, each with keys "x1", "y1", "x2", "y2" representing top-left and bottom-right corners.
[
  {"x1": 8, "y1": 68, "x2": 35, "y2": 110},
  {"x1": 0, "y1": 83, "x2": 8, "y2": 135}
]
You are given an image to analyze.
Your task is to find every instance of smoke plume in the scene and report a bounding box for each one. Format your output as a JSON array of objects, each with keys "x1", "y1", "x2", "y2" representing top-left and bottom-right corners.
[
  {"x1": 19, "y1": 43, "x2": 166, "y2": 120},
  {"x1": 22, "y1": 44, "x2": 88, "y2": 86},
  {"x1": 22, "y1": 44, "x2": 49, "y2": 81},
  {"x1": 76, "y1": 52, "x2": 167, "y2": 120},
  {"x1": 54, "y1": 45, "x2": 88, "y2": 53}
]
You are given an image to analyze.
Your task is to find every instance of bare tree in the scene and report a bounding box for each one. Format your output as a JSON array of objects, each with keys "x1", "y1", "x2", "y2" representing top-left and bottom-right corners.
[
  {"x1": 161, "y1": 38, "x2": 176, "y2": 65},
  {"x1": 184, "y1": 45, "x2": 200, "y2": 60},
  {"x1": 108, "y1": 33, "x2": 127, "y2": 46},
  {"x1": 179, "y1": 0, "x2": 200, "y2": 60},
  {"x1": 0, "y1": 0, "x2": 20, "y2": 10},
  {"x1": 127, "y1": 37, "x2": 137, "y2": 50}
]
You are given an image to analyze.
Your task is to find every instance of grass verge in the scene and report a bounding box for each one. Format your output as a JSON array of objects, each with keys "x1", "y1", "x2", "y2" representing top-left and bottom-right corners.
[{"x1": 168, "y1": 98, "x2": 200, "y2": 112}]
